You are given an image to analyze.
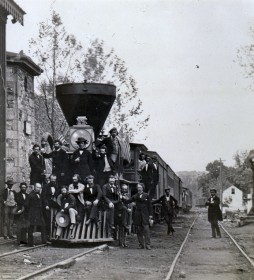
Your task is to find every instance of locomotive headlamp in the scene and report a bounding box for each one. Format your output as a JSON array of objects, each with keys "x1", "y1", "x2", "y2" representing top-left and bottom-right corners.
[{"x1": 70, "y1": 129, "x2": 92, "y2": 150}]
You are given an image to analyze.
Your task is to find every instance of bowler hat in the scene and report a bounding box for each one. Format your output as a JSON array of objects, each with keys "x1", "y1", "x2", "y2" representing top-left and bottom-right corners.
[
  {"x1": 210, "y1": 188, "x2": 217, "y2": 193},
  {"x1": 55, "y1": 212, "x2": 70, "y2": 228},
  {"x1": 5, "y1": 178, "x2": 14, "y2": 185},
  {"x1": 12, "y1": 206, "x2": 25, "y2": 215},
  {"x1": 76, "y1": 137, "x2": 88, "y2": 144}
]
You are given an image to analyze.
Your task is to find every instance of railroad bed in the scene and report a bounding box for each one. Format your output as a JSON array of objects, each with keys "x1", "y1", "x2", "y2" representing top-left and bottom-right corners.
[
  {"x1": 1, "y1": 211, "x2": 253, "y2": 280},
  {"x1": 170, "y1": 213, "x2": 254, "y2": 280}
]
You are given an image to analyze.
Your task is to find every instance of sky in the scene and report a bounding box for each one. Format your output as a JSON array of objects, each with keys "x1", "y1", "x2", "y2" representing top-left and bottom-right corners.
[{"x1": 6, "y1": 0, "x2": 254, "y2": 172}]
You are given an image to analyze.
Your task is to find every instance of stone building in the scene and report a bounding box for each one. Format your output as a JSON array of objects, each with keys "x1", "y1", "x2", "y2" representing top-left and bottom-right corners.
[{"x1": 6, "y1": 51, "x2": 42, "y2": 185}]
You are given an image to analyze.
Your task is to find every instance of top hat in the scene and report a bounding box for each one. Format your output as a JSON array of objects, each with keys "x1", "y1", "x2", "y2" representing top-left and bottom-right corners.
[
  {"x1": 5, "y1": 178, "x2": 14, "y2": 185},
  {"x1": 76, "y1": 137, "x2": 88, "y2": 144},
  {"x1": 55, "y1": 212, "x2": 70, "y2": 228}
]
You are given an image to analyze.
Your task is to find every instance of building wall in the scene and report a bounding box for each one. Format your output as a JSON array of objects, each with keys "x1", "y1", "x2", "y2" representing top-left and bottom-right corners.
[{"x1": 6, "y1": 65, "x2": 35, "y2": 186}]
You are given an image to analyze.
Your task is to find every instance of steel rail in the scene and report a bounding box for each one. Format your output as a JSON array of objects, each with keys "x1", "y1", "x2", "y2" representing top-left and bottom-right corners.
[
  {"x1": 0, "y1": 244, "x2": 47, "y2": 258},
  {"x1": 164, "y1": 214, "x2": 199, "y2": 280},
  {"x1": 219, "y1": 222, "x2": 254, "y2": 268},
  {"x1": 16, "y1": 244, "x2": 109, "y2": 280}
]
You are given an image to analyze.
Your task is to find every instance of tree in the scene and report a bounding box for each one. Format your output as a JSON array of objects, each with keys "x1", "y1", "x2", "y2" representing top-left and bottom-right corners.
[
  {"x1": 29, "y1": 11, "x2": 149, "y2": 142},
  {"x1": 29, "y1": 10, "x2": 83, "y2": 139},
  {"x1": 78, "y1": 39, "x2": 150, "y2": 140}
]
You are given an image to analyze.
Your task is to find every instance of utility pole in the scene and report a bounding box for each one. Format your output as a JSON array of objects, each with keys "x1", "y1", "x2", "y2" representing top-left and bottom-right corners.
[{"x1": 219, "y1": 158, "x2": 225, "y2": 213}]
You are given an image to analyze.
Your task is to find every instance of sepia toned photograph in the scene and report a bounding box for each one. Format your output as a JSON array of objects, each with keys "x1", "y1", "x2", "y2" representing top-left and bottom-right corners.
[{"x1": 0, "y1": 0, "x2": 254, "y2": 279}]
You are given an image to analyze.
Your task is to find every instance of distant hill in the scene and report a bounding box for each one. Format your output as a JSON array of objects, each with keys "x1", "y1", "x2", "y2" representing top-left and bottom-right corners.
[{"x1": 177, "y1": 171, "x2": 205, "y2": 206}]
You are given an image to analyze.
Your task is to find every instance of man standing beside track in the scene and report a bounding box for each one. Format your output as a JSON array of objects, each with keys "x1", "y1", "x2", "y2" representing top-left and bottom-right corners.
[
  {"x1": 205, "y1": 188, "x2": 222, "y2": 238},
  {"x1": 124, "y1": 184, "x2": 153, "y2": 250}
]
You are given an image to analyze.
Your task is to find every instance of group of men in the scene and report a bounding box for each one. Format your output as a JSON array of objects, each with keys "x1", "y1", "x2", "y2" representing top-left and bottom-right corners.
[{"x1": 1, "y1": 172, "x2": 154, "y2": 249}]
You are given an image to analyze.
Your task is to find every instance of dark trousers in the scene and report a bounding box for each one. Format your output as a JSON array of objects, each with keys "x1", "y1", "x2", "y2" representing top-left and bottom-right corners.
[
  {"x1": 210, "y1": 219, "x2": 221, "y2": 237},
  {"x1": 16, "y1": 218, "x2": 28, "y2": 244},
  {"x1": 85, "y1": 204, "x2": 99, "y2": 221},
  {"x1": 3, "y1": 206, "x2": 14, "y2": 237},
  {"x1": 137, "y1": 224, "x2": 150, "y2": 246},
  {"x1": 28, "y1": 225, "x2": 47, "y2": 246}
]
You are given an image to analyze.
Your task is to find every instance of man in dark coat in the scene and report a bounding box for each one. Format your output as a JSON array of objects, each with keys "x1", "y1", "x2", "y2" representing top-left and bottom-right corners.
[
  {"x1": 1, "y1": 178, "x2": 16, "y2": 239},
  {"x1": 140, "y1": 156, "x2": 156, "y2": 196},
  {"x1": 71, "y1": 137, "x2": 94, "y2": 182},
  {"x1": 153, "y1": 188, "x2": 175, "y2": 235},
  {"x1": 29, "y1": 144, "x2": 46, "y2": 186},
  {"x1": 68, "y1": 174, "x2": 85, "y2": 221},
  {"x1": 14, "y1": 182, "x2": 29, "y2": 245},
  {"x1": 56, "y1": 186, "x2": 77, "y2": 239},
  {"x1": 124, "y1": 184, "x2": 153, "y2": 249},
  {"x1": 83, "y1": 175, "x2": 102, "y2": 227},
  {"x1": 26, "y1": 183, "x2": 47, "y2": 246},
  {"x1": 93, "y1": 145, "x2": 113, "y2": 187},
  {"x1": 41, "y1": 174, "x2": 60, "y2": 237},
  {"x1": 42, "y1": 140, "x2": 69, "y2": 185},
  {"x1": 102, "y1": 175, "x2": 120, "y2": 231},
  {"x1": 205, "y1": 188, "x2": 222, "y2": 238},
  {"x1": 100, "y1": 127, "x2": 122, "y2": 175}
]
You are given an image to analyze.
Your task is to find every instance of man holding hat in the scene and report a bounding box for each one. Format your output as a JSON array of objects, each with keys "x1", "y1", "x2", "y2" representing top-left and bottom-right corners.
[
  {"x1": 71, "y1": 137, "x2": 94, "y2": 182},
  {"x1": 1, "y1": 178, "x2": 16, "y2": 239},
  {"x1": 205, "y1": 188, "x2": 222, "y2": 238}
]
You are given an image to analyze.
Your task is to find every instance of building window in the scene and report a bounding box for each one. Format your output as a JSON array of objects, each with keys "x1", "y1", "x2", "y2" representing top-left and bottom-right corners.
[
  {"x1": 24, "y1": 76, "x2": 28, "y2": 92},
  {"x1": 231, "y1": 188, "x2": 235, "y2": 195}
]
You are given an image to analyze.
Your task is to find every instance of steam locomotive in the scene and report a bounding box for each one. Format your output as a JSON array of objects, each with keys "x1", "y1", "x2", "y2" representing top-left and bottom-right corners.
[{"x1": 49, "y1": 82, "x2": 191, "y2": 243}]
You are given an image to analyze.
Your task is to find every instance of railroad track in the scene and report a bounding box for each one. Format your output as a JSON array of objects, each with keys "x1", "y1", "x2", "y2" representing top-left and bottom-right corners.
[
  {"x1": 0, "y1": 242, "x2": 108, "y2": 280},
  {"x1": 164, "y1": 213, "x2": 254, "y2": 280}
]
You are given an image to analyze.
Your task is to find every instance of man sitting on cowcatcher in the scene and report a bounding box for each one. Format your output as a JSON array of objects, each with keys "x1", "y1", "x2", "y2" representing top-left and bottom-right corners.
[
  {"x1": 152, "y1": 188, "x2": 175, "y2": 235},
  {"x1": 83, "y1": 175, "x2": 102, "y2": 228},
  {"x1": 56, "y1": 186, "x2": 77, "y2": 239},
  {"x1": 68, "y1": 174, "x2": 85, "y2": 222}
]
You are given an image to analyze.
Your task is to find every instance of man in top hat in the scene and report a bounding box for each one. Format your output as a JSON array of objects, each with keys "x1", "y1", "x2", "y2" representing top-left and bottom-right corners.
[
  {"x1": 14, "y1": 182, "x2": 29, "y2": 245},
  {"x1": 71, "y1": 137, "x2": 94, "y2": 182},
  {"x1": 205, "y1": 188, "x2": 222, "y2": 238},
  {"x1": 141, "y1": 155, "x2": 156, "y2": 197},
  {"x1": 83, "y1": 175, "x2": 102, "y2": 227},
  {"x1": 153, "y1": 188, "x2": 175, "y2": 235},
  {"x1": 29, "y1": 144, "x2": 46, "y2": 186},
  {"x1": 102, "y1": 175, "x2": 120, "y2": 231},
  {"x1": 1, "y1": 178, "x2": 16, "y2": 239},
  {"x1": 42, "y1": 140, "x2": 69, "y2": 185}
]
